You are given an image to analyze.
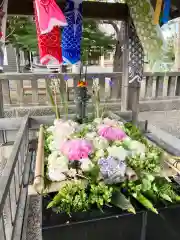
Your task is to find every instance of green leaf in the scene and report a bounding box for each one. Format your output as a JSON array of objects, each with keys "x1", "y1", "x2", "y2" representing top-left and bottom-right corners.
[
  {"x1": 132, "y1": 193, "x2": 158, "y2": 214},
  {"x1": 160, "y1": 194, "x2": 172, "y2": 203},
  {"x1": 111, "y1": 190, "x2": 136, "y2": 214}
]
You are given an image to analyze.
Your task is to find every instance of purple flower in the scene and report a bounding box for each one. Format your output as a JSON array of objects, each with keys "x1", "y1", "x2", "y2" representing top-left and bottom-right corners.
[
  {"x1": 98, "y1": 156, "x2": 126, "y2": 183},
  {"x1": 64, "y1": 75, "x2": 69, "y2": 81},
  {"x1": 105, "y1": 77, "x2": 114, "y2": 87},
  {"x1": 48, "y1": 74, "x2": 55, "y2": 79}
]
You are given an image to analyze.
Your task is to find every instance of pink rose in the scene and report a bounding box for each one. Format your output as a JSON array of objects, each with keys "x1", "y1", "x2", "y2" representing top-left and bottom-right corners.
[
  {"x1": 61, "y1": 139, "x2": 93, "y2": 161},
  {"x1": 98, "y1": 125, "x2": 126, "y2": 141}
]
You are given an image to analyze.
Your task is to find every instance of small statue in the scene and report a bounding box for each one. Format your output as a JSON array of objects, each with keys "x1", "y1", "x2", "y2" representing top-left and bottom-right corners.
[{"x1": 74, "y1": 80, "x2": 90, "y2": 123}]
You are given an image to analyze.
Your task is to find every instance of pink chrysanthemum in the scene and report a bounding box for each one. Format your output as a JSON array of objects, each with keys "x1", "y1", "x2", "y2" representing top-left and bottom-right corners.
[{"x1": 61, "y1": 139, "x2": 93, "y2": 161}]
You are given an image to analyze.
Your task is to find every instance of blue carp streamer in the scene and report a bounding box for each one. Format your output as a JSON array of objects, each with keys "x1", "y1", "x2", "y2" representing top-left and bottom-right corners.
[{"x1": 62, "y1": 0, "x2": 82, "y2": 64}]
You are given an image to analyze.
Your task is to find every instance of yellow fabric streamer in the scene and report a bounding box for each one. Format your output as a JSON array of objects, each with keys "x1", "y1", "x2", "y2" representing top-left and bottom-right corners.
[{"x1": 153, "y1": 0, "x2": 163, "y2": 25}]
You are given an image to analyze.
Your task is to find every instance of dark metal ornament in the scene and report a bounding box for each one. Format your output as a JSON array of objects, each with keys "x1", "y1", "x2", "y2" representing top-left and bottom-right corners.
[
  {"x1": 128, "y1": 19, "x2": 144, "y2": 84},
  {"x1": 74, "y1": 86, "x2": 90, "y2": 123}
]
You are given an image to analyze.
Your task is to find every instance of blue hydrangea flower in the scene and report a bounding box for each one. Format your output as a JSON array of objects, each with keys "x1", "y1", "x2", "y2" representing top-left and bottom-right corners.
[{"x1": 98, "y1": 156, "x2": 126, "y2": 184}]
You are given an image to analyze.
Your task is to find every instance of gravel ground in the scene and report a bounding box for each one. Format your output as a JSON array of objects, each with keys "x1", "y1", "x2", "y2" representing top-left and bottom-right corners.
[{"x1": 25, "y1": 110, "x2": 180, "y2": 240}]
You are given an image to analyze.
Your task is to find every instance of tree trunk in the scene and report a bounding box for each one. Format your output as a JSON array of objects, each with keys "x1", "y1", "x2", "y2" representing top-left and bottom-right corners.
[{"x1": 15, "y1": 46, "x2": 21, "y2": 73}]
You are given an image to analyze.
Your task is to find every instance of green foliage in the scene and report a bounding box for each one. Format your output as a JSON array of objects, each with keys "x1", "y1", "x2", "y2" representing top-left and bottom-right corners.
[
  {"x1": 44, "y1": 127, "x2": 52, "y2": 156},
  {"x1": 132, "y1": 192, "x2": 158, "y2": 214},
  {"x1": 111, "y1": 190, "x2": 136, "y2": 214},
  {"x1": 47, "y1": 181, "x2": 89, "y2": 215},
  {"x1": 47, "y1": 180, "x2": 113, "y2": 215},
  {"x1": 127, "y1": 152, "x2": 161, "y2": 174},
  {"x1": 82, "y1": 20, "x2": 115, "y2": 62},
  {"x1": 123, "y1": 122, "x2": 148, "y2": 145},
  {"x1": 154, "y1": 178, "x2": 180, "y2": 203},
  {"x1": 88, "y1": 182, "x2": 113, "y2": 209},
  {"x1": 6, "y1": 16, "x2": 37, "y2": 51}
]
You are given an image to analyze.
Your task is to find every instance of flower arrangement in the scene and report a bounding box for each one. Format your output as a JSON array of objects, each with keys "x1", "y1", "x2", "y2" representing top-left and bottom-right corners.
[{"x1": 41, "y1": 117, "x2": 180, "y2": 216}]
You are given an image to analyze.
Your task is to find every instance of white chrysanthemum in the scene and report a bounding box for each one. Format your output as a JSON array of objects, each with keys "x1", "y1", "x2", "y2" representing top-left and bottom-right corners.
[
  {"x1": 93, "y1": 136, "x2": 109, "y2": 150},
  {"x1": 95, "y1": 149, "x2": 105, "y2": 158},
  {"x1": 80, "y1": 158, "x2": 94, "y2": 172},
  {"x1": 107, "y1": 146, "x2": 128, "y2": 161}
]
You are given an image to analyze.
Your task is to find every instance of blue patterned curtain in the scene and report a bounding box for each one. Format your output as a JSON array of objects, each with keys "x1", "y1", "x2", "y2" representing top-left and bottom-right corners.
[{"x1": 62, "y1": 0, "x2": 82, "y2": 64}]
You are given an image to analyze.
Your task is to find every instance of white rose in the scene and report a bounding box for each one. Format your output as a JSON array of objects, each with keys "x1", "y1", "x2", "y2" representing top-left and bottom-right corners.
[
  {"x1": 49, "y1": 140, "x2": 56, "y2": 151},
  {"x1": 107, "y1": 146, "x2": 128, "y2": 161},
  {"x1": 48, "y1": 154, "x2": 68, "y2": 172},
  {"x1": 93, "y1": 136, "x2": 109, "y2": 150},
  {"x1": 80, "y1": 158, "x2": 94, "y2": 172},
  {"x1": 129, "y1": 141, "x2": 146, "y2": 155},
  {"x1": 47, "y1": 125, "x2": 55, "y2": 133},
  {"x1": 67, "y1": 168, "x2": 77, "y2": 178},
  {"x1": 48, "y1": 169, "x2": 66, "y2": 182},
  {"x1": 95, "y1": 149, "x2": 105, "y2": 158},
  {"x1": 86, "y1": 132, "x2": 97, "y2": 140}
]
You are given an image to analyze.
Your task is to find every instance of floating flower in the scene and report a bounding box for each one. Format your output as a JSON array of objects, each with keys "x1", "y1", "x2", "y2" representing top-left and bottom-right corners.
[
  {"x1": 107, "y1": 146, "x2": 128, "y2": 161},
  {"x1": 103, "y1": 118, "x2": 119, "y2": 127},
  {"x1": 61, "y1": 139, "x2": 93, "y2": 161},
  {"x1": 93, "y1": 136, "x2": 109, "y2": 150},
  {"x1": 127, "y1": 140, "x2": 146, "y2": 156},
  {"x1": 53, "y1": 119, "x2": 79, "y2": 149},
  {"x1": 95, "y1": 149, "x2": 105, "y2": 158},
  {"x1": 47, "y1": 152, "x2": 69, "y2": 181},
  {"x1": 48, "y1": 152, "x2": 68, "y2": 170},
  {"x1": 48, "y1": 170, "x2": 66, "y2": 182},
  {"x1": 80, "y1": 158, "x2": 94, "y2": 172},
  {"x1": 98, "y1": 125, "x2": 126, "y2": 141},
  {"x1": 86, "y1": 132, "x2": 97, "y2": 140},
  {"x1": 93, "y1": 118, "x2": 103, "y2": 125},
  {"x1": 98, "y1": 156, "x2": 126, "y2": 184}
]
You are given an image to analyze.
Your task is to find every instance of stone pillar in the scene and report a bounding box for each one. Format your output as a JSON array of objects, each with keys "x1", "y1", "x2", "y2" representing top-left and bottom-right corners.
[
  {"x1": 174, "y1": 19, "x2": 180, "y2": 71},
  {"x1": 100, "y1": 55, "x2": 104, "y2": 67}
]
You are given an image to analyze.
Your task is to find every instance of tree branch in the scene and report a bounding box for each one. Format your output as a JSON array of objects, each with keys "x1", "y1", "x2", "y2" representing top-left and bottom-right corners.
[{"x1": 5, "y1": 28, "x2": 15, "y2": 39}]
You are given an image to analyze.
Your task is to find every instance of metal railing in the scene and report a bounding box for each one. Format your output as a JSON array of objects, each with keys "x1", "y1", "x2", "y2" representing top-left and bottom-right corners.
[{"x1": 0, "y1": 115, "x2": 30, "y2": 240}]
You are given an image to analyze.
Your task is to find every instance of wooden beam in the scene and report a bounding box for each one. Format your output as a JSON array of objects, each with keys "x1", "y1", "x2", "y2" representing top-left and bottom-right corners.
[{"x1": 7, "y1": 0, "x2": 129, "y2": 20}]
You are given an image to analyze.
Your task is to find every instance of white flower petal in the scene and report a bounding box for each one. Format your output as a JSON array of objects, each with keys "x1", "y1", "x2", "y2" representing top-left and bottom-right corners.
[
  {"x1": 80, "y1": 158, "x2": 94, "y2": 172},
  {"x1": 107, "y1": 146, "x2": 128, "y2": 161}
]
